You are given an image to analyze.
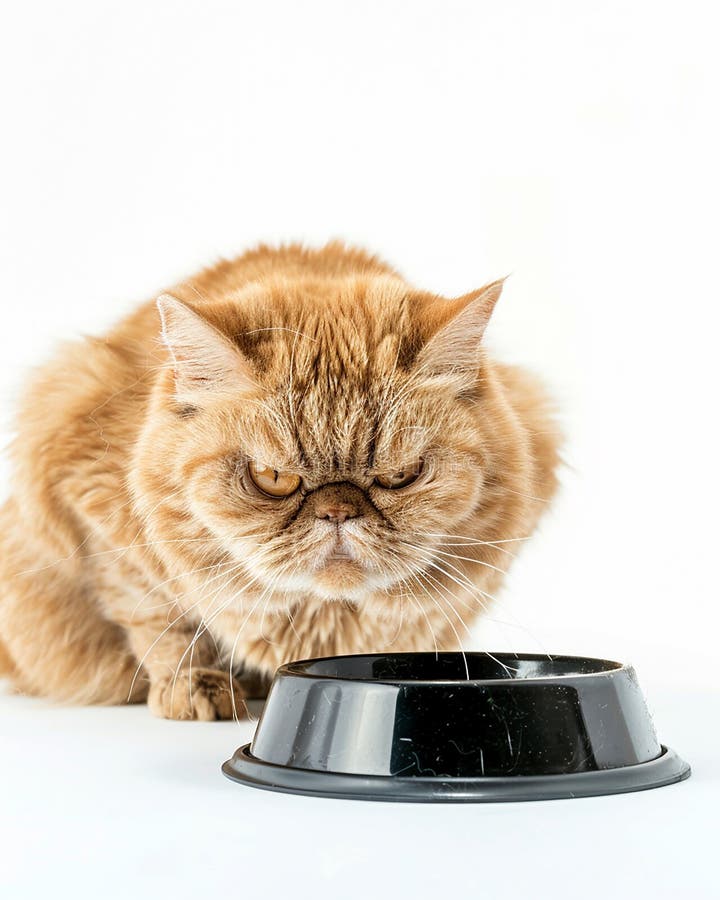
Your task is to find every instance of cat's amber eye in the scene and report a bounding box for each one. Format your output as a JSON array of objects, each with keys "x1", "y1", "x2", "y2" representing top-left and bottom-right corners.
[
  {"x1": 374, "y1": 459, "x2": 423, "y2": 490},
  {"x1": 248, "y1": 461, "x2": 302, "y2": 498}
]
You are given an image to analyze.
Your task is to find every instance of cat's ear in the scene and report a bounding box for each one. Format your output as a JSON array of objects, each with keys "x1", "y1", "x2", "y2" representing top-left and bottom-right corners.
[
  {"x1": 156, "y1": 295, "x2": 258, "y2": 400},
  {"x1": 415, "y1": 279, "x2": 504, "y2": 384}
]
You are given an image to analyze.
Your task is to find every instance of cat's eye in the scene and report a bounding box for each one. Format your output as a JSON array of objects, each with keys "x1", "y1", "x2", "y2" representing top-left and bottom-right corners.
[
  {"x1": 248, "y1": 461, "x2": 302, "y2": 498},
  {"x1": 374, "y1": 460, "x2": 423, "y2": 490}
]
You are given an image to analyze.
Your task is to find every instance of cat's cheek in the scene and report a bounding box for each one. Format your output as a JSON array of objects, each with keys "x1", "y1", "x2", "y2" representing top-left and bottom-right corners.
[{"x1": 387, "y1": 479, "x2": 484, "y2": 534}]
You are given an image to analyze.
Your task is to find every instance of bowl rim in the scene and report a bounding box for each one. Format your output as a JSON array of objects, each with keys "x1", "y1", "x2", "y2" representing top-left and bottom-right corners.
[
  {"x1": 276, "y1": 651, "x2": 628, "y2": 687},
  {"x1": 222, "y1": 743, "x2": 691, "y2": 802}
]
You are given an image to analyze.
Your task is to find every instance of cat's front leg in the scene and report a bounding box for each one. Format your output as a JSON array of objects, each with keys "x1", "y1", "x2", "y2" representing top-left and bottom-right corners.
[
  {"x1": 118, "y1": 609, "x2": 247, "y2": 721},
  {"x1": 147, "y1": 667, "x2": 245, "y2": 721}
]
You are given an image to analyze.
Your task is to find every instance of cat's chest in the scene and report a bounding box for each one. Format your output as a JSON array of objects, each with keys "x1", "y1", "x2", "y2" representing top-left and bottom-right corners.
[{"x1": 209, "y1": 598, "x2": 417, "y2": 675}]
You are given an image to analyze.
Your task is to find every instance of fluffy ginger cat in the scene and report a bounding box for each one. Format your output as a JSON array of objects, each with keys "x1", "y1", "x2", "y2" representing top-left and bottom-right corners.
[{"x1": 0, "y1": 243, "x2": 560, "y2": 720}]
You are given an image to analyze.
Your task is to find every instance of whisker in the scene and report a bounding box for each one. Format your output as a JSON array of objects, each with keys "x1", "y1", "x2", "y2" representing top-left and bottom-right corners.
[
  {"x1": 405, "y1": 589, "x2": 440, "y2": 659},
  {"x1": 130, "y1": 558, "x2": 240, "y2": 619},
  {"x1": 411, "y1": 568, "x2": 470, "y2": 679},
  {"x1": 168, "y1": 568, "x2": 267, "y2": 713},
  {"x1": 413, "y1": 531, "x2": 532, "y2": 547},
  {"x1": 421, "y1": 575, "x2": 520, "y2": 678},
  {"x1": 400, "y1": 539, "x2": 510, "y2": 579},
  {"x1": 404, "y1": 548, "x2": 551, "y2": 662},
  {"x1": 226, "y1": 559, "x2": 296, "y2": 725}
]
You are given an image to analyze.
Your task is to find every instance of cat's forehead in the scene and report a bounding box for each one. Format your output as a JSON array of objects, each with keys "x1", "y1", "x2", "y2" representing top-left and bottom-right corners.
[
  {"x1": 245, "y1": 374, "x2": 434, "y2": 479},
  {"x1": 233, "y1": 274, "x2": 420, "y2": 373},
  {"x1": 229, "y1": 276, "x2": 446, "y2": 473}
]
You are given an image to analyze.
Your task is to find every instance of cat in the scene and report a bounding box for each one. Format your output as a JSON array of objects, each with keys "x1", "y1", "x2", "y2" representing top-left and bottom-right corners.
[{"x1": 0, "y1": 243, "x2": 560, "y2": 719}]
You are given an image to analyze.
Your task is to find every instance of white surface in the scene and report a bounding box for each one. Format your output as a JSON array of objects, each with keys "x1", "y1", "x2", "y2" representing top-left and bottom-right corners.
[
  {"x1": 0, "y1": 681, "x2": 716, "y2": 900},
  {"x1": 1, "y1": 1, "x2": 719, "y2": 897}
]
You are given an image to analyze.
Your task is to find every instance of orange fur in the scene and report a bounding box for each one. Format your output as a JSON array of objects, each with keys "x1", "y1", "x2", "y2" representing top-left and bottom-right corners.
[{"x1": 0, "y1": 243, "x2": 561, "y2": 719}]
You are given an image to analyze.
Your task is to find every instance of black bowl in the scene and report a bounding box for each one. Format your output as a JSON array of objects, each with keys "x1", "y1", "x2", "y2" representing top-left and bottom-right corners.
[{"x1": 222, "y1": 652, "x2": 690, "y2": 802}]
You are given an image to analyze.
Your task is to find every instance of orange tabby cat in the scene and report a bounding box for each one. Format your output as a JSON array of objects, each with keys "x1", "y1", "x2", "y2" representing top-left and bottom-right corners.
[{"x1": 0, "y1": 243, "x2": 560, "y2": 719}]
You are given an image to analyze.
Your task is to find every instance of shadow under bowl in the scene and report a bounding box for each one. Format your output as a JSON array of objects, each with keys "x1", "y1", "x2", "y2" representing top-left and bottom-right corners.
[{"x1": 222, "y1": 652, "x2": 690, "y2": 802}]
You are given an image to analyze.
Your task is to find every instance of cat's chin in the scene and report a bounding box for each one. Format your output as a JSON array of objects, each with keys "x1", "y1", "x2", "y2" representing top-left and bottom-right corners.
[
  {"x1": 311, "y1": 558, "x2": 370, "y2": 598},
  {"x1": 309, "y1": 563, "x2": 408, "y2": 603}
]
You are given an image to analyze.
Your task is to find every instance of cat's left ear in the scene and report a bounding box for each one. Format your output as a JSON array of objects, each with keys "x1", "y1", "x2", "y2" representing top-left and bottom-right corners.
[
  {"x1": 157, "y1": 295, "x2": 258, "y2": 400},
  {"x1": 415, "y1": 279, "x2": 504, "y2": 383}
]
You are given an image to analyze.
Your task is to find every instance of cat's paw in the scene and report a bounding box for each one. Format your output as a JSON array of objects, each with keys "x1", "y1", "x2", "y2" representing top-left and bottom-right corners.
[{"x1": 148, "y1": 668, "x2": 247, "y2": 721}]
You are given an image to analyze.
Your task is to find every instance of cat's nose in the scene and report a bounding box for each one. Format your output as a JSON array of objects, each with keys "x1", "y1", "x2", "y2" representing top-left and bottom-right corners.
[{"x1": 315, "y1": 502, "x2": 358, "y2": 524}]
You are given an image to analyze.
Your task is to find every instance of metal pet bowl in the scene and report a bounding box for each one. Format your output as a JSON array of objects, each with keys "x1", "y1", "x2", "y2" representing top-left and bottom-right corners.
[{"x1": 222, "y1": 652, "x2": 690, "y2": 802}]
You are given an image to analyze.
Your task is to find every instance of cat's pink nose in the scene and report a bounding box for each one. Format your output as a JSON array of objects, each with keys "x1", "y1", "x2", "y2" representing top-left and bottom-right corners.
[{"x1": 315, "y1": 502, "x2": 358, "y2": 524}]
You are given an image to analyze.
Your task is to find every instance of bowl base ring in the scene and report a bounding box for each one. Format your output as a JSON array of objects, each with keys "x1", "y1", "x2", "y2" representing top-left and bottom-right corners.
[{"x1": 222, "y1": 745, "x2": 690, "y2": 803}]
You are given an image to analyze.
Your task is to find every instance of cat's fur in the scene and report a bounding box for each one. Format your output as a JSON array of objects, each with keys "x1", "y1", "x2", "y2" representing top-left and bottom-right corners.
[{"x1": 0, "y1": 243, "x2": 560, "y2": 719}]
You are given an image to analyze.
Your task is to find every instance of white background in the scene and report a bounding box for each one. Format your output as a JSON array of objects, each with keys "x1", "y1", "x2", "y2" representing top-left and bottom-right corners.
[{"x1": 0, "y1": 2, "x2": 718, "y2": 898}]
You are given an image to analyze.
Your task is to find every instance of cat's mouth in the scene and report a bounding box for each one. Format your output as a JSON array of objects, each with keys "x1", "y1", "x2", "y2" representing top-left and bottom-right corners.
[
  {"x1": 325, "y1": 536, "x2": 356, "y2": 562},
  {"x1": 310, "y1": 534, "x2": 373, "y2": 596}
]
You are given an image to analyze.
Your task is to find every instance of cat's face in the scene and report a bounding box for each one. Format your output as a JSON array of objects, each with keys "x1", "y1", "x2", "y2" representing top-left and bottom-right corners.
[{"x1": 140, "y1": 275, "x2": 503, "y2": 604}]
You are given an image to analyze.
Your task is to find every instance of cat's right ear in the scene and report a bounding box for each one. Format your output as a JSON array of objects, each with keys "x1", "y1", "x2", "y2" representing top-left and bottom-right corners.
[
  {"x1": 156, "y1": 295, "x2": 259, "y2": 401},
  {"x1": 413, "y1": 280, "x2": 504, "y2": 388}
]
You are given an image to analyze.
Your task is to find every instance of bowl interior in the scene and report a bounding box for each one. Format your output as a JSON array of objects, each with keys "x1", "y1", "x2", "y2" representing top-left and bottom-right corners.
[{"x1": 285, "y1": 651, "x2": 623, "y2": 683}]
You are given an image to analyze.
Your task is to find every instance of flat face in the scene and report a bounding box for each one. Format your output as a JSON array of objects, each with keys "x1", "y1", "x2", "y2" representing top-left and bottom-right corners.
[{"x1": 290, "y1": 652, "x2": 623, "y2": 682}]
